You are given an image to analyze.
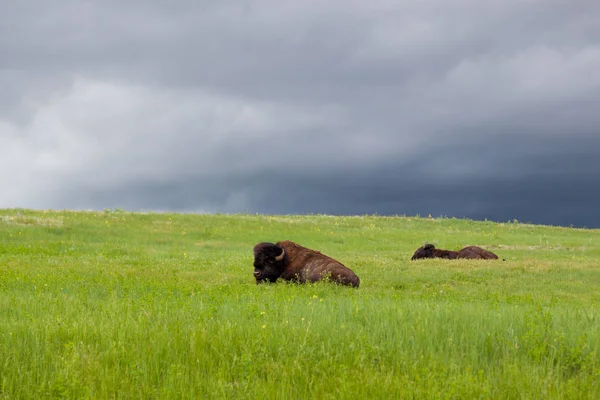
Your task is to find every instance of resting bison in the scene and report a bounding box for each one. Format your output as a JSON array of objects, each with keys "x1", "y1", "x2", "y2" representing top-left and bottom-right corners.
[
  {"x1": 252, "y1": 240, "x2": 360, "y2": 287},
  {"x1": 411, "y1": 243, "x2": 499, "y2": 260}
]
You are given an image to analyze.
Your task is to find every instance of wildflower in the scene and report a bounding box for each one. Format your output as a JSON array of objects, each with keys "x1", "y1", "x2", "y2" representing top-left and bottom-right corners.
[
  {"x1": 262, "y1": 325, "x2": 266, "y2": 329},
  {"x1": 260, "y1": 311, "x2": 265, "y2": 315}
]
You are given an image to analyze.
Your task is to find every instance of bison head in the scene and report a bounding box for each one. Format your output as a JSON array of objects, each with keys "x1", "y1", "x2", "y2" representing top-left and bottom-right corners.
[
  {"x1": 252, "y1": 242, "x2": 287, "y2": 283},
  {"x1": 411, "y1": 243, "x2": 436, "y2": 260}
]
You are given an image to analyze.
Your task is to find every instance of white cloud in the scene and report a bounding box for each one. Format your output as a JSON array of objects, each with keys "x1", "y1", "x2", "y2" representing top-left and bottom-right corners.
[{"x1": 0, "y1": 77, "x2": 369, "y2": 207}]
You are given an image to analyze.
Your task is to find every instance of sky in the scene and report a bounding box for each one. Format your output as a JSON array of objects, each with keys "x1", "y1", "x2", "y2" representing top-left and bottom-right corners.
[{"x1": 2, "y1": 1, "x2": 600, "y2": 228}]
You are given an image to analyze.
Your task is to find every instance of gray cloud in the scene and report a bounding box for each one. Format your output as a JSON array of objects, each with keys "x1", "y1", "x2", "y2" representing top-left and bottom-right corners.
[
  {"x1": 2, "y1": 1, "x2": 600, "y2": 227},
  {"x1": 50, "y1": 133, "x2": 600, "y2": 228}
]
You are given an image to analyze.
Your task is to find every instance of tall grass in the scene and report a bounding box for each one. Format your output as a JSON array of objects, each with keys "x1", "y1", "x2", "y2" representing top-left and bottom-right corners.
[{"x1": 1, "y1": 209, "x2": 599, "y2": 398}]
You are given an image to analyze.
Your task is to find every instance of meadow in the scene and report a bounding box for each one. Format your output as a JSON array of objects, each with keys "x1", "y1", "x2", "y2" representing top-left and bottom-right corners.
[{"x1": 1, "y1": 209, "x2": 599, "y2": 399}]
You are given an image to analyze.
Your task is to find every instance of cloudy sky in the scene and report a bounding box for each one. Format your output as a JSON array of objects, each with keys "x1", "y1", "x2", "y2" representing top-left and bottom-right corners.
[{"x1": 2, "y1": 1, "x2": 600, "y2": 228}]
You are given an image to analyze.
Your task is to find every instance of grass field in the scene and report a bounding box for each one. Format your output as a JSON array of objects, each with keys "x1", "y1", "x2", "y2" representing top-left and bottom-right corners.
[{"x1": 1, "y1": 209, "x2": 599, "y2": 399}]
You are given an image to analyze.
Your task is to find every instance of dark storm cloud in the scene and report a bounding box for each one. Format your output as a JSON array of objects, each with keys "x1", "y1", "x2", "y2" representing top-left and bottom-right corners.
[
  {"x1": 55, "y1": 133, "x2": 600, "y2": 228},
  {"x1": 1, "y1": 1, "x2": 600, "y2": 228}
]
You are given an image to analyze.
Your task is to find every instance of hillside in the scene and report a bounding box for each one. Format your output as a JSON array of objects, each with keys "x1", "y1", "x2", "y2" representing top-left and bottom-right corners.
[{"x1": 1, "y1": 209, "x2": 599, "y2": 398}]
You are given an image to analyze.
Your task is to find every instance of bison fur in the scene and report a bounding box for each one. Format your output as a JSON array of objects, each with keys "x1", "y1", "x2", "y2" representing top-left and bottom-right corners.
[
  {"x1": 411, "y1": 243, "x2": 499, "y2": 260},
  {"x1": 252, "y1": 240, "x2": 360, "y2": 287}
]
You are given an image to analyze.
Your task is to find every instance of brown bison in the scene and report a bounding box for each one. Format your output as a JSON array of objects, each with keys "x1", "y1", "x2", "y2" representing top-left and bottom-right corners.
[
  {"x1": 411, "y1": 243, "x2": 499, "y2": 260},
  {"x1": 252, "y1": 240, "x2": 360, "y2": 287}
]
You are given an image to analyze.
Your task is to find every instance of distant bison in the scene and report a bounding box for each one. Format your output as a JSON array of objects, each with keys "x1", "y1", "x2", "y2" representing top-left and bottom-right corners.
[
  {"x1": 411, "y1": 243, "x2": 499, "y2": 260},
  {"x1": 252, "y1": 240, "x2": 360, "y2": 287}
]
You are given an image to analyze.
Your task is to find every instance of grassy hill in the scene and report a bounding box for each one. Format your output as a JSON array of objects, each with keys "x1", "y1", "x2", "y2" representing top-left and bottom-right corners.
[{"x1": 1, "y1": 209, "x2": 599, "y2": 399}]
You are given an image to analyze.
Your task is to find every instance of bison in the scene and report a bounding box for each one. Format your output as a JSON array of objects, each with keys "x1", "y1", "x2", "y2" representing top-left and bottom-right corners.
[
  {"x1": 411, "y1": 243, "x2": 499, "y2": 260},
  {"x1": 252, "y1": 240, "x2": 360, "y2": 287}
]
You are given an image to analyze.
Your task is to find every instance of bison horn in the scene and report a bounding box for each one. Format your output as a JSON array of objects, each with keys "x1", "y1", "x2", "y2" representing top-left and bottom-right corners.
[
  {"x1": 275, "y1": 248, "x2": 285, "y2": 261},
  {"x1": 424, "y1": 241, "x2": 428, "y2": 246}
]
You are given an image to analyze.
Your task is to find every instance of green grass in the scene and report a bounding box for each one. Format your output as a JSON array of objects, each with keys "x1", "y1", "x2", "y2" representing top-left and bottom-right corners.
[{"x1": 1, "y1": 209, "x2": 599, "y2": 399}]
